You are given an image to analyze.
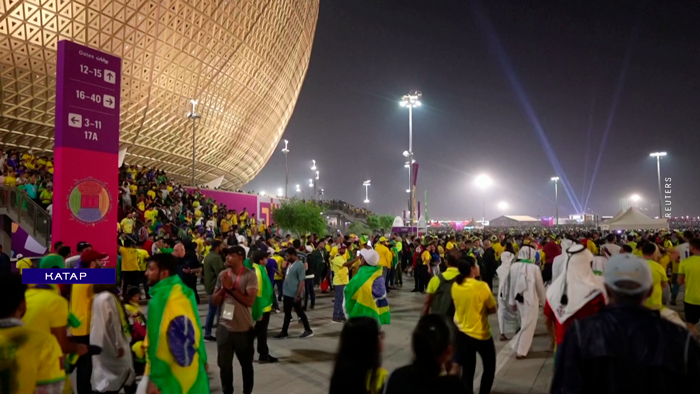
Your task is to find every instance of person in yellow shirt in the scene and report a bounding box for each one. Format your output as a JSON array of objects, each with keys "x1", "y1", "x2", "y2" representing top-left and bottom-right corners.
[
  {"x1": 641, "y1": 243, "x2": 668, "y2": 310},
  {"x1": 375, "y1": 237, "x2": 394, "y2": 281},
  {"x1": 421, "y1": 254, "x2": 461, "y2": 316},
  {"x1": 120, "y1": 211, "x2": 136, "y2": 235},
  {"x1": 451, "y1": 256, "x2": 497, "y2": 394},
  {"x1": 15, "y1": 255, "x2": 33, "y2": 274},
  {"x1": 3, "y1": 169, "x2": 17, "y2": 186},
  {"x1": 330, "y1": 244, "x2": 357, "y2": 323},
  {"x1": 678, "y1": 238, "x2": 700, "y2": 335},
  {"x1": 1, "y1": 275, "x2": 66, "y2": 394}
]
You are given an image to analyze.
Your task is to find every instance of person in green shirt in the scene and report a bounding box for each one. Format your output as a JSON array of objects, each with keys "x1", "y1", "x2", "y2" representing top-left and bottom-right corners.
[{"x1": 202, "y1": 241, "x2": 225, "y2": 340}]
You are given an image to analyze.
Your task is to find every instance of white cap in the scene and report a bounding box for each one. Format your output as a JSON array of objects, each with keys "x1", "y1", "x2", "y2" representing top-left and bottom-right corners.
[
  {"x1": 604, "y1": 254, "x2": 653, "y2": 295},
  {"x1": 359, "y1": 249, "x2": 380, "y2": 266}
]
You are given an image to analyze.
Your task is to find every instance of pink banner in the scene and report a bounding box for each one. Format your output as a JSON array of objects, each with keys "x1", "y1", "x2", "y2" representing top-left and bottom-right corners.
[
  {"x1": 188, "y1": 189, "x2": 280, "y2": 226},
  {"x1": 53, "y1": 41, "x2": 121, "y2": 268}
]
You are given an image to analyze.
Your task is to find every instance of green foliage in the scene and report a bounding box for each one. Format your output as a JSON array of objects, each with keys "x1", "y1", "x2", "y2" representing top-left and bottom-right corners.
[
  {"x1": 366, "y1": 214, "x2": 381, "y2": 231},
  {"x1": 347, "y1": 221, "x2": 370, "y2": 236},
  {"x1": 379, "y1": 215, "x2": 394, "y2": 231},
  {"x1": 272, "y1": 199, "x2": 327, "y2": 238}
]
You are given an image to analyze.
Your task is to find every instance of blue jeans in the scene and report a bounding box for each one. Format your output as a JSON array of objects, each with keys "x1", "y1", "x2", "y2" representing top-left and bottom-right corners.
[
  {"x1": 204, "y1": 297, "x2": 219, "y2": 337},
  {"x1": 333, "y1": 285, "x2": 346, "y2": 321}
]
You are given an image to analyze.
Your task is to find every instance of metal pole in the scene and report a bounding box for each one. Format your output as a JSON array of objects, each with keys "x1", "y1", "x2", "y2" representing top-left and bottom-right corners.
[
  {"x1": 656, "y1": 155, "x2": 663, "y2": 218},
  {"x1": 284, "y1": 152, "x2": 288, "y2": 198},
  {"x1": 482, "y1": 198, "x2": 485, "y2": 226},
  {"x1": 408, "y1": 105, "x2": 413, "y2": 225},
  {"x1": 191, "y1": 118, "x2": 196, "y2": 187},
  {"x1": 554, "y1": 180, "x2": 559, "y2": 226}
]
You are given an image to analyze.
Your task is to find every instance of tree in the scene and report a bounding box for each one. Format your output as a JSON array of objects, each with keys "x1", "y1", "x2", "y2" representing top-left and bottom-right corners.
[
  {"x1": 366, "y1": 214, "x2": 380, "y2": 231},
  {"x1": 272, "y1": 199, "x2": 326, "y2": 238},
  {"x1": 347, "y1": 221, "x2": 370, "y2": 236},
  {"x1": 379, "y1": 215, "x2": 394, "y2": 232}
]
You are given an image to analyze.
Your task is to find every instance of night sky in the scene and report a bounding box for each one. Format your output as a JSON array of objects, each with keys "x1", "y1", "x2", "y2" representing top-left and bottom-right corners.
[{"x1": 243, "y1": 0, "x2": 700, "y2": 221}]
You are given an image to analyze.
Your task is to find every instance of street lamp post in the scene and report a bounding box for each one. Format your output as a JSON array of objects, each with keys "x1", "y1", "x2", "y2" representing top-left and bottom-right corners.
[
  {"x1": 474, "y1": 174, "x2": 493, "y2": 226},
  {"x1": 315, "y1": 170, "x2": 320, "y2": 202},
  {"x1": 650, "y1": 152, "x2": 667, "y2": 218},
  {"x1": 281, "y1": 140, "x2": 289, "y2": 198},
  {"x1": 401, "y1": 91, "x2": 421, "y2": 225},
  {"x1": 187, "y1": 99, "x2": 201, "y2": 187},
  {"x1": 363, "y1": 180, "x2": 371, "y2": 210},
  {"x1": 551, "y1": 177, "x2": 560, "y2": 226}
]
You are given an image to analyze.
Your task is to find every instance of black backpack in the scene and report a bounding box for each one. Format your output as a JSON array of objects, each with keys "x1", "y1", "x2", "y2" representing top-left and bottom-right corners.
[{"x1": 430, "y1": 273, "x2": 458, "y2": 318}]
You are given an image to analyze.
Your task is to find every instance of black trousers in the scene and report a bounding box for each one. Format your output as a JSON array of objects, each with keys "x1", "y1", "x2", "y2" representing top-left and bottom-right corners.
[
  {"x1": 74, "y1": 335, "x2": 92, "y2": 394},
  {"x1": 281, "y1": 296, "x2": 311, "y2": 334},
  {"x1": 254, "y1": 312, "x2": 271, "y2": 359},
  {"x1": 121, "y1": 270, "x2": 141, "y2": 295},
  {"x1": 455, "y1": 331, "x2": 496, "y2": 394},
  {"x1": 416, "y1": 265, "x2": 429, "y2": 292},
  {"x1": 216, "y1": 326, "x2": 255, "y2": 394},
  {"x1": 303, "y1": 278, "x2": 316, "y2": 309}
]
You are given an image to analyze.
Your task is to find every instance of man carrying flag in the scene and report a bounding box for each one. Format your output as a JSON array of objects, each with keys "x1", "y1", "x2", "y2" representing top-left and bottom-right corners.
[
  {"x1": 249, "y1": 250, "x2": 279, "y2": 363},
  {"x1": 142, "y1": 253, "x2": 209, "y2": 394},
  {"x1": 344, "y1": 248, "x2": 390, "y2": 325}
]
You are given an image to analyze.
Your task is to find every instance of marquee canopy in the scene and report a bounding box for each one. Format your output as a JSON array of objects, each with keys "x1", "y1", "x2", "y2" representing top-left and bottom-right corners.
[{"x1": 600, "y1": 207, "x2": 668, "y2": 231}]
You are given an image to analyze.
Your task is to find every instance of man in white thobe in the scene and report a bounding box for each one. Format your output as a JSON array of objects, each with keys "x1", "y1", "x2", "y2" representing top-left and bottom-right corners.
[
  {"x1": 508, "y1": 244, "x2": 546, "y2": 358},
  {"x1": 496, "y1": 249, "x2": 519, "y2": 340},
  {"x1": 551, "y1": 239, "x2": 575, "y2": 283},
  {"x1": 91, "y1": 285, "x2": 134, "y2": 393}
]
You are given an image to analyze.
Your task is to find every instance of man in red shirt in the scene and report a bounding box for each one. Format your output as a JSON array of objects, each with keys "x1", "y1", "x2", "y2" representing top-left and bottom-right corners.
[{"x1": 544, "y1": 245, "x2": 606, "y2": 352}]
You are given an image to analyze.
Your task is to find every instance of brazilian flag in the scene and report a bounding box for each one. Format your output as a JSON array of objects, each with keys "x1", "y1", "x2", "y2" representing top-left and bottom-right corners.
[
  {"x1": 244, "y1": 259, "x2": 274, "y2": 320},
  {"x1": 344, "y1": 265, "x2": 390, "y2": 325},
  {"x1": 146, "y1": 275, "x2": 209, "y2": 393}
]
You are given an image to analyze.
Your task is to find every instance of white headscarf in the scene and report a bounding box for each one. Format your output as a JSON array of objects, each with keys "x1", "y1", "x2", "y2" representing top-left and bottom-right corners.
[
  {"x1": 546, "y1": 246, "x2": 604, "y2": 324},
  {"x1": 496, "y1": 251, "x2": 515, "y2": 301}
]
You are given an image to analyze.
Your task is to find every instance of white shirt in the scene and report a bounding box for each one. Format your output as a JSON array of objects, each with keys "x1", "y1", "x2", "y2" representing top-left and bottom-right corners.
[
  {"x1": 677, "y1": 242, "x2": 691, "y2": 261},
  {"x1": 601, "y1": 243, "x2": 621, "y2": 257}
]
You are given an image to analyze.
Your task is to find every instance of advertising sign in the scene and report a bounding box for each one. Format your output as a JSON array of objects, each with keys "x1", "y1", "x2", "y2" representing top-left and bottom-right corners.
[{"x1": 53, "y1": 40, "x2": 121, "y2": 268}]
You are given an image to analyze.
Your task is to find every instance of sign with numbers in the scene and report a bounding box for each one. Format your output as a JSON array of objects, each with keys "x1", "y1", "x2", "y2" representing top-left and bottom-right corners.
[{"x1": 53, "y1": 40, "x2": 121, "y2": 268}]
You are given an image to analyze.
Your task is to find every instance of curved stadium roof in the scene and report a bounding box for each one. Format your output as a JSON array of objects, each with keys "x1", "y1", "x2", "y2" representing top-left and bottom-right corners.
[{"x1": 0, "y1": 0, "x2": 319, "y2": 188}]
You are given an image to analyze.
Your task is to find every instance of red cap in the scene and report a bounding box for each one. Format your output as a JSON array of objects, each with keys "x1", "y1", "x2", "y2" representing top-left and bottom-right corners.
[{"x1": 81, "y1": 249, "x2": 108, "y2": 262}]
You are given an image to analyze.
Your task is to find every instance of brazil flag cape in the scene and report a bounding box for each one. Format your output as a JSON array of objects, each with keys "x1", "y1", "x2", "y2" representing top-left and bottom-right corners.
[
  {"x1": 146, "y1": 275, "x2": 209, "y2": 393},
  {"x1": 244, "y1": 259, "x2": 274, "y2": 320},
  {"x1": 344, "y1": 265, "x2": 390, "y2": 325}
]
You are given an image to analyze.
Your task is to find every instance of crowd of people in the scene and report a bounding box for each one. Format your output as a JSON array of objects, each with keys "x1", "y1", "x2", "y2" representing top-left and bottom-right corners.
[
  {"x1": 3, "y1": 148, "x2": 700, "y2": 393},
  {"x1": 0, "y1": 148, "x2": 55, "y2": 209}
]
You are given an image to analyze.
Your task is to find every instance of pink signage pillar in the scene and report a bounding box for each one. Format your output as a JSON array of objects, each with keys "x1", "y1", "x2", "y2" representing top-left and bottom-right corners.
[{"x1": 53, "y1": 40, "x2": 121, "y2": 267}]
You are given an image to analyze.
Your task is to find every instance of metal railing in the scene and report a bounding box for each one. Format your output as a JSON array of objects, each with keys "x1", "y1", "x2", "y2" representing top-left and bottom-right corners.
[{"x1": 0, "y1": 186, "x2": 52, "y2": 247}]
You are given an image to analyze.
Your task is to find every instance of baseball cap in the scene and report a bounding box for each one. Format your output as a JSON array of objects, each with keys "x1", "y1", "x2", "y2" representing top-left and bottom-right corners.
[
  {"x1": 80, "y1": 249, "x2": 108, "y2": 263},
  {"x1": 225, "y1": 245, "x2": 247, "y2": 258},
  {"x1": 359, "y1": 249, "x2": 380, "y2": 266},
  {"x1": 379, "y1": 237, "x2": 388, "y2": 243},
  {"x1": 603, "y1": 254, "x2": 653, "y2": 295}
]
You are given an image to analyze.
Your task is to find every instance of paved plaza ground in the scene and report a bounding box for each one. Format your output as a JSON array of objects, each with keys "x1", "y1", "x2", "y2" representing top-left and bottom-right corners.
[{"x1": 192, "y1": 276, "x2": 558, "y2": 394}]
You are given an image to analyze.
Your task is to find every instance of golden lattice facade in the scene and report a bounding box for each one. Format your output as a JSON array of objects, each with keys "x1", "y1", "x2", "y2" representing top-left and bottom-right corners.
[{"x1": 0, "y1": 0, "x2": 319, "y2": 188}]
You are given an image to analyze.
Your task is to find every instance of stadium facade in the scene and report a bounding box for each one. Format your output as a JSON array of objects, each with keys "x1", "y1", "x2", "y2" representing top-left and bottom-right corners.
[{"x1": 0, "y1": 0, "x2": 319, "y2": 188}]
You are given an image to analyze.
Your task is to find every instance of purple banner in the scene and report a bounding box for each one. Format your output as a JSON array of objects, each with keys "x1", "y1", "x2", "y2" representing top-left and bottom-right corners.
[
  {"x1": 54, "y1": 40, "x2": 121, "y2": 153},
  {"x1": 411, "y1": 162, "x2": 419, "y2": 187}
]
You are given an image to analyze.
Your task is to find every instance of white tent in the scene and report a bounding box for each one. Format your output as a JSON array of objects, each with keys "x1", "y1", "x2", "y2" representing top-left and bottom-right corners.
[{"x1": 600, "y1": 207, "x2": 668, "y2": 231}]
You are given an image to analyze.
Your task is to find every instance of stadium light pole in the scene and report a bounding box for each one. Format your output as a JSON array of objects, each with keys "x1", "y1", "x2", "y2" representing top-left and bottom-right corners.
[
  {"x1": 187, "y1": 99, "x2": 201, "y2": 187},
  {"x1": 315, "y1": 170, "x2": 320, "y2": 202},
  {"x1": 281, "y1": 140, "x2": 289, "y2": 198},
  {"x1": 363, "y1": 180, "x2": 371, "y2": 210},
  {"x1": 401, "y1": 91, "x2": 421, "y2": 225},
  {"x1": 475, "y1": 174, "x2": 493, "y2": 226},
  {"x1": 650, "y1": 152, "x2": 666, "y2": 218},
  {"x1": 551, "y1": 177, "x2": 560, "y2": 226}
]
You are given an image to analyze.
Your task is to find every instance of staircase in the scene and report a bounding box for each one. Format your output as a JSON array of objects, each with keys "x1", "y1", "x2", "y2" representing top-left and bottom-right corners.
[{"x1": 0, "y1": 186, "x2": 52, "y2": 248}]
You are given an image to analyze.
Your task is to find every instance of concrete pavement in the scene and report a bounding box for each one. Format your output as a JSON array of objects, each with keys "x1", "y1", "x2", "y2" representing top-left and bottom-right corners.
[{"x1": 187, "y1": 276, "x2": 557, "y2": 394}]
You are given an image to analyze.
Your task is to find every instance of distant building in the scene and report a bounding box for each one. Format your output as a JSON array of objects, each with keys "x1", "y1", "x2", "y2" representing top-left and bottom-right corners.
[{"x1": 488, "y1": 215, "x2": 542, "y2": 228}]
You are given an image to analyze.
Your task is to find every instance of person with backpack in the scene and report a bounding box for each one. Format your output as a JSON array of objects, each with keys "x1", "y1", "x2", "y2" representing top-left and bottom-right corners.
[{"x1": 421, "y1": 253, "x2": 461, "y2": 319}]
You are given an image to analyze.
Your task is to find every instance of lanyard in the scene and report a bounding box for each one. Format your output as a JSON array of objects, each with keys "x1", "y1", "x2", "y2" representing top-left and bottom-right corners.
[{"x1": 229, "y1": 266, "x2": 245, "y2": 290}]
